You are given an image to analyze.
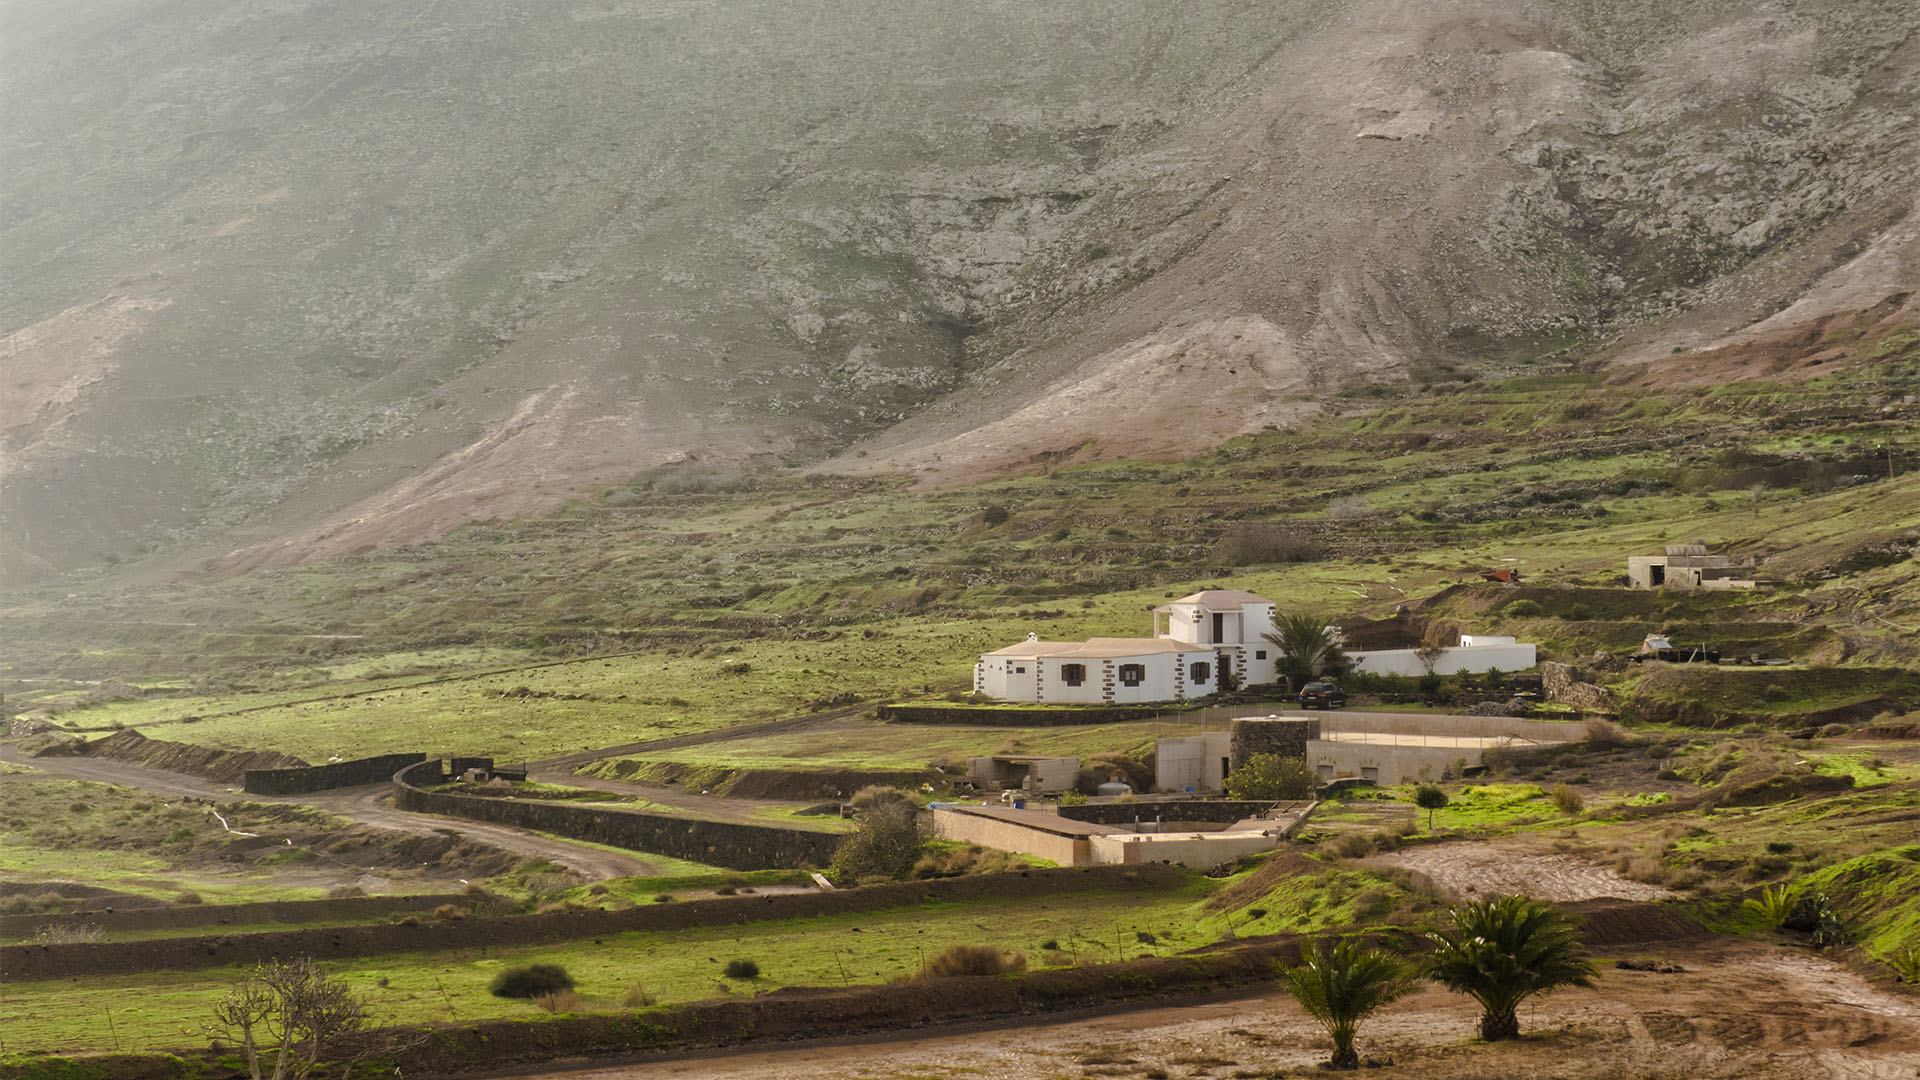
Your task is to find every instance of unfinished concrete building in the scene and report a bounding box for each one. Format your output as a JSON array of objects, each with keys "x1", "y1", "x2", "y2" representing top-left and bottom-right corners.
[{"x1": 1628, "y1": 544, "x2": 1758, "y2": 590}]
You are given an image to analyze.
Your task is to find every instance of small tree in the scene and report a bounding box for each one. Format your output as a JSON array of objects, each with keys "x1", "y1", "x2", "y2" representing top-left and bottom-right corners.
[
  {"x1": 1224, "y1": 753, "x2": 1317, "y2": 800},
  {"x1": 1424, "y1": 895, "x2": 1597, "y2": 1040},
  {"x1": 1415, "y1": 643, "x2": 1447, "y2": 677},
  {"x1": 209, "y1": 958, "x2": 368, "y2": 1080},
  {"x1": 1265, "y1": 613, "x2": 1350, "y2": 691},
  {"x1": 1281, "y1": 937, "x2": 1417, "y2": 1069},
  {"x1": 829, "y1": 786, "x2": 924, "y2": 882},
  {"x1": 1414, "y1": 784, "x2": 1449, "y2": 831}
]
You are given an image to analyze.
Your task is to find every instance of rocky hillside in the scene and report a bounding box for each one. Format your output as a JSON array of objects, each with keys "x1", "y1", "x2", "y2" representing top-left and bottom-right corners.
[{"x1": 3, "y1": 0, "x2": 1915, "y2": 580}]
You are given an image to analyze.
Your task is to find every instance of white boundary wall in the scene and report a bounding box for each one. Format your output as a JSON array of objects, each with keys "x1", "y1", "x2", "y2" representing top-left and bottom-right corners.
[{"x1": 1349, "y1": 642, "x2": 1537, "y2": 677}]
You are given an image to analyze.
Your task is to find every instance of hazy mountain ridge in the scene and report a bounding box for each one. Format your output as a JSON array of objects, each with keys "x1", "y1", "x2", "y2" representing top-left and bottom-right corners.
[{"x1": 3, "y1": 0, "x2": 1915, "y2": 580}]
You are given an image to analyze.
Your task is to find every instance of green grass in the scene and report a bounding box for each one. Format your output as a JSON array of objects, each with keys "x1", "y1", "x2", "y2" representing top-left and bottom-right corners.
[
  {"x1": 594, "y1": 719, "x2": 1206, "y2": 774},
  {"x1": 0, "y1": 878, "x2": 1217, "y2": 1053},
  {"x1": 1320, "y1": 783, "x2": 1578, "y2": 834}
]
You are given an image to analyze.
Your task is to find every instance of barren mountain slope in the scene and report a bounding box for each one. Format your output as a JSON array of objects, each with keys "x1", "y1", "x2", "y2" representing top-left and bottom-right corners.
[
  {"x1": 844, "y1": 0, "x2": 1920, "y2": 483},
  {"x1": 3, "y1": 0, "x2": 1915, "y2": 578}
]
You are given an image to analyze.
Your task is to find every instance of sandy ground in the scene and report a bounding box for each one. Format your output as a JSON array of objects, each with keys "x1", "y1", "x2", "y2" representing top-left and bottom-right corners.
[{"x1": 509, "y1": 939, "x2": 1920, "y2": 1080}]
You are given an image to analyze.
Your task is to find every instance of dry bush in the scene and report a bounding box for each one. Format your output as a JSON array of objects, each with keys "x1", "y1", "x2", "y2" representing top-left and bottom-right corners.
[
  {"x1": 920, "y1": 944, "x2": 1028, "y2": 978},
  {"x1": 1550, "y1": 783, "x2": 1585, "y2": 814},
  {"x1": 623, "y1": 983, "x2": 656, "y2": 1008},
  {"x1": 1583, "y1": 717, "x2": 1632, "y2": 746},
  {"x1": 1212, "y1": 522, "x2": 1327, "y2": 566},
  {"x1": 534, "y1": 990, "x2": 586, "y2": 1013},
  {"x1": 431, "y1": 904, "x2": 470, "y2": 920},
  {"x1": 1331, "y1": 832, "x2": 1376, "y2": 859},
  {"x1": 1616, "y1": 853, "x2": 1665, "y2": 883}
]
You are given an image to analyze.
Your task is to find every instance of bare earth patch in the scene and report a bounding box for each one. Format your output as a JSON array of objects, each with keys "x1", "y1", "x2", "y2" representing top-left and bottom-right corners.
[{"x1": 1372, "y1": 839, "x2": 1677, "y2": 902}]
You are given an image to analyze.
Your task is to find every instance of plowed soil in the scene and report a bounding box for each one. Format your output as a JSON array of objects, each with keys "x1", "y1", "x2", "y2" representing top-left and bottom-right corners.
[{"x1": 518, "y1": 939, "x2": 1919, "y2": 1080}]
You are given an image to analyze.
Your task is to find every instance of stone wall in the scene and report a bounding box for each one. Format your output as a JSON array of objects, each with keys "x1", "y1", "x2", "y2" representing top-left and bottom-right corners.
[
  {"x1": 1229, "y1": 717, "x2": 1321, "y2": 769},
  {"x1": 0, "y1": 892, "x2": 471, "y2": 938},
  {"x1": 243, "y1": 753, "x2": 427, "y2": 795},
  {"x1": 391, "y1": 760, "x2": 843, "y2": 871},
  {"x1": 1, "y1": 864, "x2": 1189, "y2": 980},
  {"x1": 1541, "y1": 661, "x2": 1619, "y2": 712}
]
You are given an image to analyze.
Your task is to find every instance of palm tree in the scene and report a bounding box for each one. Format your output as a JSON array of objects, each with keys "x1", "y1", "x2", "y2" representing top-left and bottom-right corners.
[
  {"x1": 1424, "y1": 895, "x2": 1598, "y2": 1040},
  {"x1": 1280, "y1": 937, "x2": 1417, "y2": 1069},
  {"x1": 1263, "y1": 612, "x2": 1349, "y2": 691}
]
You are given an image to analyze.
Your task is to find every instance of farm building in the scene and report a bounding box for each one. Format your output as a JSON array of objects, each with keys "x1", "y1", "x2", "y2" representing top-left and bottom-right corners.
[
  {"x1": 975, "y1": 590, "x2": 1280, "y2": 702},
  {"x1": 1627, "y1": 544, "x2": 1759, "y2": 589}
]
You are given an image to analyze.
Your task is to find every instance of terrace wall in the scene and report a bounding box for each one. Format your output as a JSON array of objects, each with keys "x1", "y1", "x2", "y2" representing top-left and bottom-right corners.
[
  {"x1": 391, "y1": 760, "x2": 843, "y2": 871},
  {"x1": 0, "y1": 865, "x2": 1189, "y2": 980},
  {"x1": 243, "y1": 753, "x2": 427, "y2": 795}
]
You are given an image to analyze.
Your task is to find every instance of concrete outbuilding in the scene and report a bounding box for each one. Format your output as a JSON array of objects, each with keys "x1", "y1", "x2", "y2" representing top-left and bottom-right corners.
[
  {"x1": 1628, "y1": 544, "x2": 1758, "y2": 590},
  {"x1": 966, "y1": 755, "x2": 1079, "y2": 793},
  {"x1": 1155, "y1": 731, "x2": 1231, "y2": 792}
]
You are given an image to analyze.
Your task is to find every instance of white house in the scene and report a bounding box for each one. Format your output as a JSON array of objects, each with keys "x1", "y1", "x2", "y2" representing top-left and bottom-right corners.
[{"x1": 975, "y1": 590, "x2": 1281, "y2": 703}]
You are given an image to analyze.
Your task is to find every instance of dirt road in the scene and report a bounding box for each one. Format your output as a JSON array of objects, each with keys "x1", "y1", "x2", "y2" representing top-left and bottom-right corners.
[
  {"x1": 0, "y1": 746, "x2": 653, "y2": 879},
  {"x1": 508, "y1": 939, "x2": 1920, "y2": 1080}
]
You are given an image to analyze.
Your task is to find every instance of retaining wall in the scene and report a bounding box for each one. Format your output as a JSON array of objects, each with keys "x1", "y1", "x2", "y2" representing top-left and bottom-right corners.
[
  {"x1": 881, "y1": 703, "x2": 1192, "y2": 726},
  {"x1": 0, "y1": 865, "x2": 1189, "y2": 981},
  {"x1": 1058, "y1": 800, "x2": 1281, "y2": 826},
  {"x1": 243, "y1": 753, "x2": 427, "y2": 795},
  {"x1": 0, "y1": 892, "x2": 471, "y2": 940},
  {"x1": 393, "y1": 759, "x2": 843, "y2": 871}
]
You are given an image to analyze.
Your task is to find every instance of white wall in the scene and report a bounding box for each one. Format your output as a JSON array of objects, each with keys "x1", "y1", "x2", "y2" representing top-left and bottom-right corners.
[
  {"x1": 1348, "y1": 642, "x2": 1537, "y2": 677},
  {"x1": 1088, "y1": 830, "x2": 1282, "y2": 869},
  {"x1": 1155, "y1": 732, "x2": 1231, "y2": 792},
  {"x1": 980, "y1": 653, "x2": 1209, "y2": 703}
]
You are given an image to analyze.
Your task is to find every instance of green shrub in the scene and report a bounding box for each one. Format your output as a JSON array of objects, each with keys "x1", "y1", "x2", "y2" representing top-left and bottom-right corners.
[
  {"x1": 490, "y1": 964, "x2": 575, "y2": 999},
  {"x1": 724, "y1": 958, "x2": 760, "y2": 980},
  {"x1": 1224, "y1": 753, "x2": 1316, "y2": 800},
  {"x1": 1744, "y1": 884, "x2": 1792, "y2": 928}
]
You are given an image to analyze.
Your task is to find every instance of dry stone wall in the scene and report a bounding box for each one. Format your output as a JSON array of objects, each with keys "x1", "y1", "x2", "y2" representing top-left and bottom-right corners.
[
  {"x1": 244, "y1": 753, "x2": 427, "y2": 795},
  {"x1": 1541, "y1": 661, "x2": 1619, "y2": 712},
  {"x1": 392, "y1": 760, "x2": 843, "y2": 871},
  {"x1": 1229, "y1": 717, "x2": 1320, "y2": 769}
]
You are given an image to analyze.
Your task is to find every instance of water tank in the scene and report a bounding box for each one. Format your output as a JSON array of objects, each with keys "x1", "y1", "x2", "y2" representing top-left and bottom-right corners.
[{"x1": 1096, "y1": 781, "x2": 1132, "y2": 797}]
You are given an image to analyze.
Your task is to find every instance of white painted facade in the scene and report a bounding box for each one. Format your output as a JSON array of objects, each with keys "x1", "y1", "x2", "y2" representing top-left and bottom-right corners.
[
  {"x1": 975, "y1": 591, "x2": 1283, "y2": 703},
  {"x1": 1348, "y1": 635, "x2": 1538, "y2": 677},
  {"x1": 1154, "y1": 590, "x2": 1281, "y2": 688},
  {"x1": 1154, "y1": 731, "x2": 1232, "y2": 792}
]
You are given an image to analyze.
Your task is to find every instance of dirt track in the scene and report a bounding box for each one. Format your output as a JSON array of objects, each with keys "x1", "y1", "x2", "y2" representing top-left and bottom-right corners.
[
  {"x1": 511, "y1": 940, "x2": 1920, "y2": 1080},
  {"x1": 0, "y1": 746, "x2": 653, "y2": 880}
]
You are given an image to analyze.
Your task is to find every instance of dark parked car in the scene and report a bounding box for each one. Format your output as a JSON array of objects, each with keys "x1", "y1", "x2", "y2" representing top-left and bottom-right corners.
[{"x1": 1298, "y1": 681, "x2": 1347, "y2": 709}]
